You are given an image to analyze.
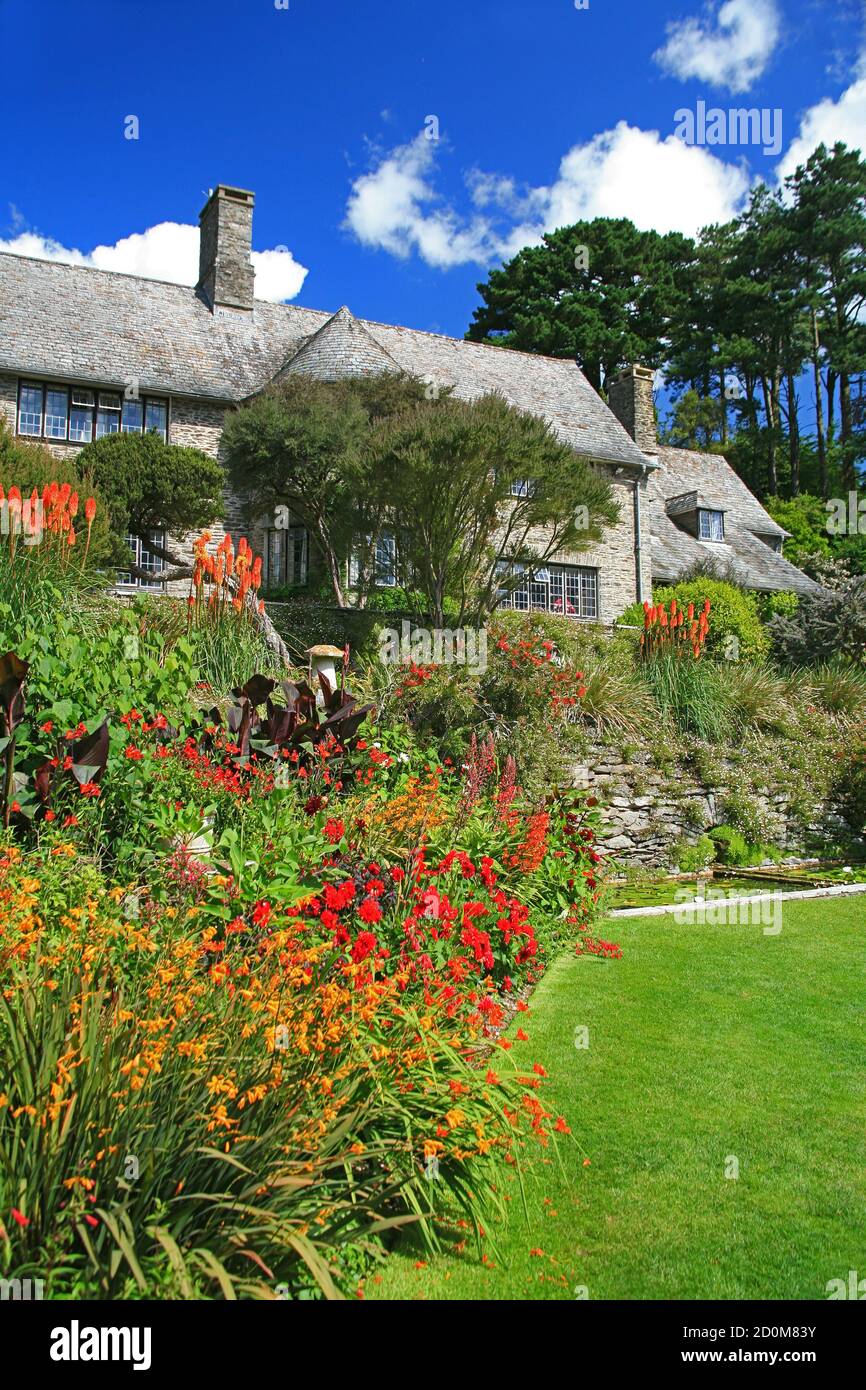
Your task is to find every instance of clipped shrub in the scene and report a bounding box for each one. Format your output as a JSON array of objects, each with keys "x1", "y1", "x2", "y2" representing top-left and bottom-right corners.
[{"x1": 622, "y1": 579, "x2": 769, "y2": 662}]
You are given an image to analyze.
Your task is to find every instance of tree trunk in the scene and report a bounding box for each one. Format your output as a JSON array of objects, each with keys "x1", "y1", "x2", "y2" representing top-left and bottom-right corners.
[
  {"x1": 826, "y1": 368, "x2": 837, "y2": 443},
  {"x1": 840, "y1": 371, "x2": 856, "y2": 488},
  {"x1": 811, "y1": 310, "x2": 828, "y2": 499},
  {"x1": 760, "y1": 374, "x2": 778, "y2": 495},
  {"x1": 786, "y1": 372, "x2": 800, "y2": 496}
]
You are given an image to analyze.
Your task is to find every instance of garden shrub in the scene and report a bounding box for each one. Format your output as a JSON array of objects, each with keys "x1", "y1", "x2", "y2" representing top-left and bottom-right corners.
[
  {"x1": 675, "y1": 834, "x2": 715, "y2": 871},
  {"x1": 769, "y1": 577, "x2": 866, "y2": 667},
  {"x1": 621, "y1": 579, "x2": 769, "y2": 662},
  {"x1": 709, "y1": 824, "x2": 753, "y2": 866}
]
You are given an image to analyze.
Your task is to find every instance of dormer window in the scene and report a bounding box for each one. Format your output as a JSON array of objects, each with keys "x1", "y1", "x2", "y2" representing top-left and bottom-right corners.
[{"x1": 698, "y1": 509, "x2": 725, "y2": 542}]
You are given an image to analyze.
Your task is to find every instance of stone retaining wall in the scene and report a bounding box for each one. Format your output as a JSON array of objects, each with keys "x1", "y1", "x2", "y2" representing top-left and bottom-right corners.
[{"x1": 570, "y1": 739, "x2": 853, "y2": 866}]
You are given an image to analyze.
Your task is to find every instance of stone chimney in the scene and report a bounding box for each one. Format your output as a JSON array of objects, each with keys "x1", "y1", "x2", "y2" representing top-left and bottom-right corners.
[
  {"x1": 197, "y1": 184, "x2": 255, "y2": 312},
  {"x1": 607, "y1": 364, "x2": 658, "y2": 455}
]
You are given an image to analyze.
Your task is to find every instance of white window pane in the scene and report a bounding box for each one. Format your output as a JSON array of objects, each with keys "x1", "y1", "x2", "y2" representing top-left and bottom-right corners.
[
  {"x1": 96, "y1": 409, "x2": 121, "y2": 439},
  {"x1": 18, "y1": 383, "x2": 43, "y2": 436},
  {"x1": 45, "y1": 387, "x2": 68, "y2": 439},
  {"x1": 145, "y1": 400, "x2": 167, "y2": 439},
  {"x1": 70, "y1": 408, "x2": 93, "y2": 443},
  {"x1": 122, "y1": 399, "x2": 143, "y2": 433}
]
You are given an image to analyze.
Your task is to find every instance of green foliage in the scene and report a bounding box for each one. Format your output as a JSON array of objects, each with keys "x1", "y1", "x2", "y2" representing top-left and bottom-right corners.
[
  {"x1": 638, "y1": 649, "x2": 733, "y2": 741},
  {"x1": 675, "y1": 835, "x2": 715, "y2": 871},
  {"x1": 75, "y1": 431, "x2": 224, "y2": 569},
  {"x1": 0, "y1": 419, "x2": 115, "y2": 569},
  {"x1": 764, "y1": 495, "x2": 832, "y2": 565},
  {"x1": 769, "y1": 578, "x2": 866, "y2": 666},
  {"x1": 660, "y1": 390, "x2": 727, "y2": 451},
  {"x1": 367, "y1": 391, "x2": 620, "y2": 626},
  {"x1": 718, "y1": 792, "x2": 774, "y2": 848},
  {"x1": 755, "y1": 589, "x2": 799, "y2": 623},
  {"x1": 709, "y1": 824, "x2": 754, "y2": 866},
  {"x1": 801, "y1": 661, "x2": 866, "y2": 717},
  {"x1": 465, "y1": 217, "x2": 696, "y2": 392},
  {"x1": 722, "y1": 663, "x2": 795, "y2": 735},
  {"x1": 222, "y1": 373, "x2": 428, "y2": 607},
  {"x1": 622, "y1": 578, "x2": 769, "y2": 662}
]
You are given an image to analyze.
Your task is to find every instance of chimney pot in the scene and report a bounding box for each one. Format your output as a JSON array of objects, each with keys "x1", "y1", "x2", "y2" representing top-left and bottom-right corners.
[{"x1": 197, "y1": 184, "x2": 255, "y2": 312}]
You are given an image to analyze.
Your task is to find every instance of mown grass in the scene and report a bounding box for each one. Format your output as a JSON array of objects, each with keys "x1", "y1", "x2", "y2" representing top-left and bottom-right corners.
[{"x1": 369, "y1": 897, "x2": 866, "y2": 1300}]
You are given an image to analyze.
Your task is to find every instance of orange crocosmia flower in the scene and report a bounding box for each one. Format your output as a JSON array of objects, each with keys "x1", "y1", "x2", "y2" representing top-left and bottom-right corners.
[
  {"x1": 516, "y1": 1028, "x2": 529, "y2": 1042},
  {"x1": 532, "y1": 1063, "x2": 547, "y2": 1076}
]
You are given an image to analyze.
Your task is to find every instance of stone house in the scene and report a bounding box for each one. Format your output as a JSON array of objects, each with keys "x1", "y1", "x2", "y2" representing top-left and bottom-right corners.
[{"x1": 0, "y1": 183, "x2": 817, "y2": 616}]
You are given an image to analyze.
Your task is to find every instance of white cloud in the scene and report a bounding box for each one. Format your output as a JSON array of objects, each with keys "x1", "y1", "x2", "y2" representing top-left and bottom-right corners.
[
  {"x1": 653, "y1": 0, "x2": 781, "y2": 95},
  {"x1": 344, "y1": 132, "x2": 501, "y2": 267},
  {"x1": 540, "y1": 122, "x2": 750, "y2": 238},
  {"x1": 0, "y1": 218, "x2": 308, "y2": 302},
  {"x1": 344, "y1": 122, "x2": 750, "y2": 268},
  {"x1": 776, "y1": 72, "x2": 866, "y2": 183}
]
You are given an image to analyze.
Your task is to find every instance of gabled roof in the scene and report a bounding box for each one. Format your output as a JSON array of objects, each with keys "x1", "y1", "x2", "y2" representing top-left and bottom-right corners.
[
  {"x1": 0, "y1": 252, "x2": 651, "y2": 470},
  {"x1": 649, "y1": 445, "x2": 820, "y2": 596},
  {"x1": 279, "y1": 306, "x2": 402, "y2": 380}
]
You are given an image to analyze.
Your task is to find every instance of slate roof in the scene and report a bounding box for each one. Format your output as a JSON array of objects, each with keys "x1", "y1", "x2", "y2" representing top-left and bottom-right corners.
[
  {"x1": 649, "y1": 445, "x2": 821, "y2": 596},
  {"x1": 0, "y1": 252, "x2": 650, "y2": 470},
  {"x1": 279, "y1": 306, "x2": 402, "y2": 380}
]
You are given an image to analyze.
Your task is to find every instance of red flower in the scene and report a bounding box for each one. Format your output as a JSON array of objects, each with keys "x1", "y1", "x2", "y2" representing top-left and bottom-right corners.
[
  {"x1": 323, "y1": 817, "x2": 345, "y2": 844},
  {"x1": 10, "y1": 1208, "x2": 29, "y2": 1228},
  {"x1": 124, "y1": 746, "x2": 143, "y2": 761},
  {"x1": 358, "y1": 897, "x2": 383, "y2": 925},
  {"x1": 252, "y1": 901, "x2": 272, "y2": 928},
  {"x1": 351, "y1": 931, "x2": 378, "y2": 963},
  {"x1": 79, "y1": 782, "x2": 101, "y2": 798}
]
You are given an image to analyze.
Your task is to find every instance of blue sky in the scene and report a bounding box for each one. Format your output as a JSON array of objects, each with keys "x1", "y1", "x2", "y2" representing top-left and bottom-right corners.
[{"x1": 1, "y1": 0, "x2": 864, "y2": 339}]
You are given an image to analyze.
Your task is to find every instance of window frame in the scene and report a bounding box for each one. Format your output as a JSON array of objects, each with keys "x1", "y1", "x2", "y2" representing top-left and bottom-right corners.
[
  {"x1": 264, "y1": 519, "x2": 309, "y2": 590},
  {"x1": 698, "y1": 508, "x2": 725, "y2": 542},
  {"x1": 116, "y1": 529, "x2": 167, "y2": 592},
  {"x1": 498, "y1": 561, "x2": 600, "y2": 620},
  {"x1": 16, "y1": 379, "x2": 169, "y2": 445}
]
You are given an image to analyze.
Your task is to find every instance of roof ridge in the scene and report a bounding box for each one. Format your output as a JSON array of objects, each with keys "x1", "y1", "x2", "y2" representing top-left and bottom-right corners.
[{"x1": 0, "y1": 251, "x2": 594, "y2": 371}]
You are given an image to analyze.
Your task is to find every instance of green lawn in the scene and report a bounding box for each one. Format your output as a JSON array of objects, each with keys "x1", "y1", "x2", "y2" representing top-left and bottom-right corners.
[{"x1": 370, "y1": 897, "x2": 866, "y2": 1300}]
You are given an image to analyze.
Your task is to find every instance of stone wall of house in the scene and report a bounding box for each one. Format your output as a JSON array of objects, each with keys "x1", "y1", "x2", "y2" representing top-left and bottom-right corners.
[
  {"x1": 1, "y1": 372, "x2": 648, "y2": 617},
  {"x1": 520, "y1": 466, "x2": 652, "y2": 624},
  {"x1": 0, "y1": 372, "x2": 17, "y2": 434},
  {"x1": 571, "y1": 739, "x2": 852, "y2": 865}
]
